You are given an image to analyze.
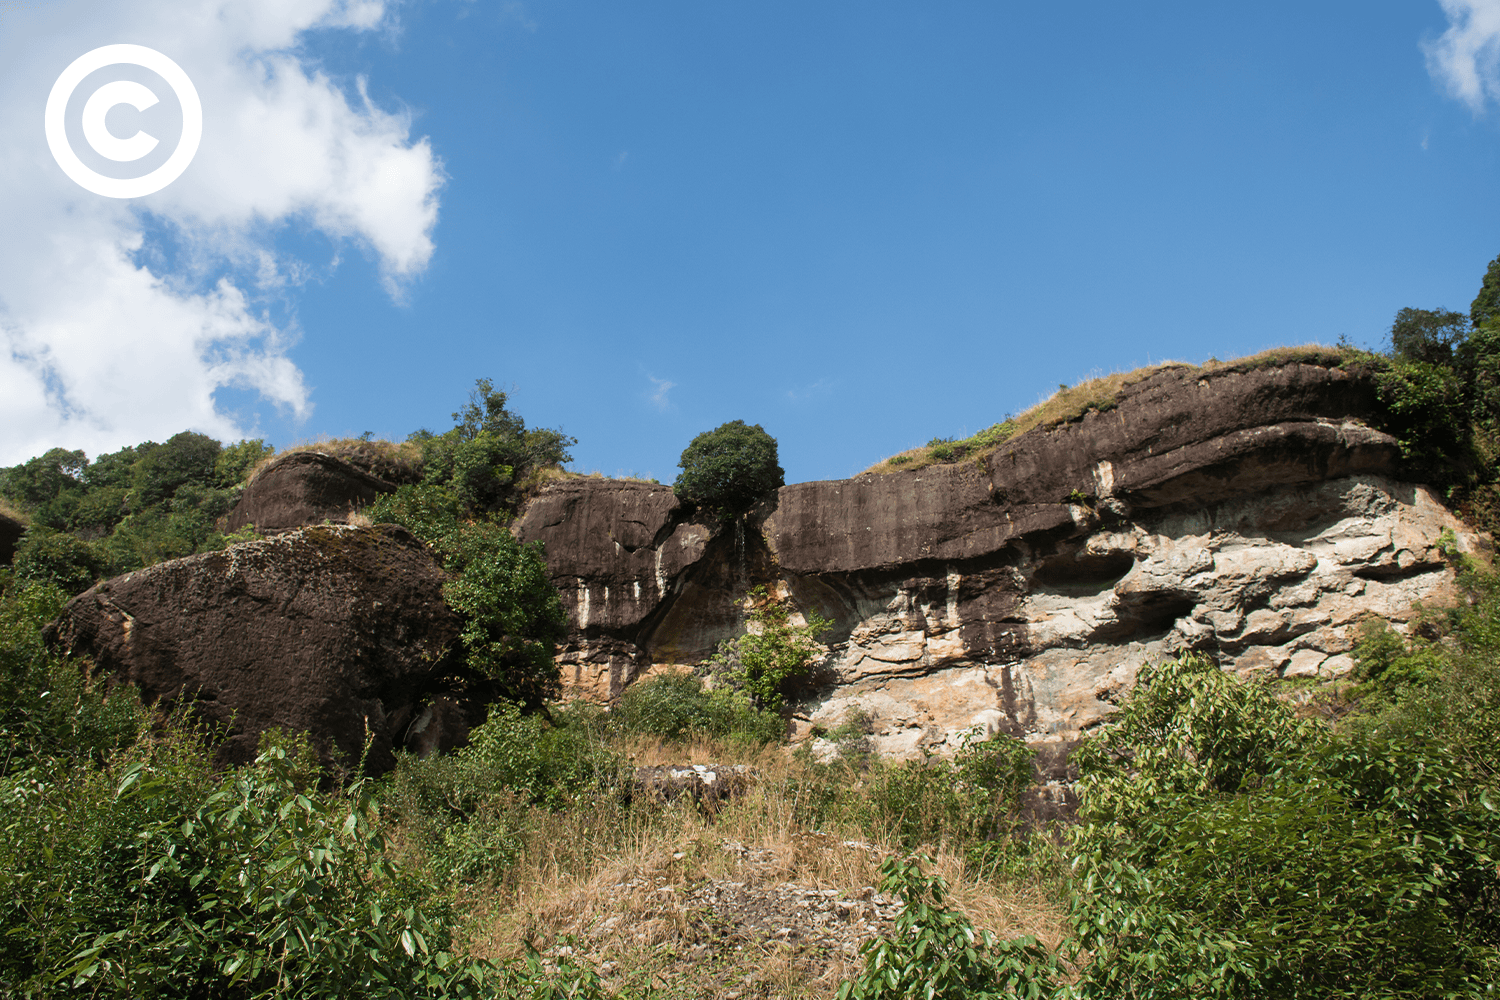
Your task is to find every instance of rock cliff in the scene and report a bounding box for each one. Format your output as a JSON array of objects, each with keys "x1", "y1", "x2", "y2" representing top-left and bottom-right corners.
[{"x1": 515, "y1": 361, "x2": 1487, "y2": 754}]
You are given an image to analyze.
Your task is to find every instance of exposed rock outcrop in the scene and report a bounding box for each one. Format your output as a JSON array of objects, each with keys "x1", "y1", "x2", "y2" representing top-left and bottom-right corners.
[
  {"x1": 45, "y1": 524, "x2": 464, "y2": 773},
  {"x1": 631, "y1": 764, "x2": 758, "y2": 805},
  {"x1": 226, "y1": 452, "x2": 396, "y2": 534},
  {"x1": 516, "y1": 362, "x2": 1488, "y2": 754}
]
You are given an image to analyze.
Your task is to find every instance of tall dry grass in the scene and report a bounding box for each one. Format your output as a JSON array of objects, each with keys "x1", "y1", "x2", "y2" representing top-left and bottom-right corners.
[{"x1": 437, "y1": 733, "x2": 1069, "y2": 998}]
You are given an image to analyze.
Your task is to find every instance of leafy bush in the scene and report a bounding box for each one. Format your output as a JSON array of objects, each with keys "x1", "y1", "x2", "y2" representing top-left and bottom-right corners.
[
  {"x1": 12, "y1": 528, "x2": 103, "y2": 594},
  {"x1": 836, "y1": 854, "x2": 1063, "y2": 1000},
  {"x1": 672, "y1": 419, "x2": 784, "y2": 519},
  {"x1": 383, "y1": 702, "x2": 620, "y2": 882},
  {"x1": 414, "y1": 378, "x2": 575, "y2": 518},
  {"x1": 707, "y1": 586, "x2": 832, "y2": 713},
  {"x1": 215, "y1": 437, "x2": 275, "y2": 488},
  {"x1": 0, "y1": 731, "x2": 506, "y2": 998},
  {"x1": 614, "y1": 670, "x2": 786, "y2": 745},
  {"x1": 1065, "y1": 653, "x2": 1500, "y2": 998},
  {"x1": 1344, "y1": 563, "x2": 1500, "y2": 784},
  {"x1": 438, "y1": 521, "x2": 571, "y2": 710},
  {"x1": 0, "y1": 578, "x2": 144, "y2": 772},
  {"x1": 366, "y1": 482, "x2": 463, "y2": 543},
  {"x1": 367, "y1": 491, "x2": 569, "y2": 712},
  {"x1": 128, "y1": 432, "x2": 221, "y2": 510}
]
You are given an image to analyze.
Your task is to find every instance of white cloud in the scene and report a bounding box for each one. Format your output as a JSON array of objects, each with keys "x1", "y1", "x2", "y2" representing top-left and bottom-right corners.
[
  {"x1": 0, "y1": 0, "x2": 443, "y2": 465},
  {"x1": 647, "y1": 375, "x2": 675, "y2": 411},
  {"x1": 1425, "y1": 0, "x2": 1500, "y2": 112}
]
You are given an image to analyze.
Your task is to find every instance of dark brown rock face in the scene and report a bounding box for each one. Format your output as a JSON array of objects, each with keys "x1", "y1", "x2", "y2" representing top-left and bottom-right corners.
[
  {"x1": 0, "y1": 512, "x2": 23, "y2": 566},
  {"x1": 45, "y1": 524, "x2": 462, "y2": 773},
  {"x1": 771, "y1": 363, "x2": 1393, "y2": 575},
  {"x1": 226, "y1": 452, "x2": 396, "y2": 533},
  {"x1": 514, "y1": 481, "x2": 759, "y2": 697},
  {"x1": 516, "y1": 362, "x2": 1486, "y2": 756}
]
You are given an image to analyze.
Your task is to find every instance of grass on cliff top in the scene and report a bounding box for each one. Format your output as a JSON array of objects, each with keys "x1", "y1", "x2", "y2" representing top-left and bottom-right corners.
[{"x1": 860, "y1": 343, "x2": 1365, "y2": 476}]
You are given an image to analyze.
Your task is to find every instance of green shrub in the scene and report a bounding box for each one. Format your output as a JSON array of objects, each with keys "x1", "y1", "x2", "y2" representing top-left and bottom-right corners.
[
  {"x1": 672, "y1": 420, "x2": 784, "y2": 519},
  {"x1": 0, "y1": 730, "x2": 506, "y2": 998},
  {"x1": 707, "y1": 587, "x2": 832, "y2": 713},
  {"x1": 1344, "y1": 564, "x2": 1500, "y2": 784},
  {"x1": 439, "y1": 521, "x2": 571, "y2": 711},
  {"x1": 836, "y1": 854, "x2": 1063, "y2": 1000},
  {"x1": 215, "y1": 438, "x2": 274, "y2": 488},
  {"x1": 614, "y1": 670, "x2": 786, "y2": 745},
  {"x1": 366, "y1": 482, "x2": 463, "y2": 543},
  {"x1": 383, "y1": 702, "x2": 620, "y2": 882},
  {"x1": 414, "y1": 378, "x2": 575, "y2": 518},
  {"x1": 0, "y1": 578, "x2": 144, "y2": 772},
  {"x1": 128, "y1": 432, "x2": 221, "y2": 511},
  {"x1": 1066, "y1": 653, "x2": 1500, "y2": 997},
  {"x1": 12, "y1": 528, "x2": 103, "y2": 594}
]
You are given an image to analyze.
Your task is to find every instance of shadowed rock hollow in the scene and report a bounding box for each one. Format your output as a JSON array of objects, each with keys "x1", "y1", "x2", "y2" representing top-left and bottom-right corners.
[
  {"x1": 515, "y1": 361, "x2": 1488, "y2": 754},
  {"x1": 0, "y1": 511, "x2": 22, "y2": 566}
]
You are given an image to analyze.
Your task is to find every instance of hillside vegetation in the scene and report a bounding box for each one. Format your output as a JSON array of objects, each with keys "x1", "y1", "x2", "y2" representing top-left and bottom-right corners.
[{"x1": 3, "y1": 261, "x2": 1500, "y2": 994}]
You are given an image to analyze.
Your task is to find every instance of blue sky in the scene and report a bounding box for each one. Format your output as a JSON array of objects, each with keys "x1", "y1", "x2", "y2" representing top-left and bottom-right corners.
[{"x1": 3, "y1": 2, "x2": 1500, "y2": 485}]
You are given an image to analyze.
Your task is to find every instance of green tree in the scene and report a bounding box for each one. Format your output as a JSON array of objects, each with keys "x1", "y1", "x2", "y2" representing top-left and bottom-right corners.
[
  {"x1": 0, "y1": 448, "x2": 88, "y2": 530},
  {"x1": 12, "y1": 529, "x2": 103, "y2": 594},
  {"x1": 709, "y1": 587, "x2": 831, "y2": 713},
  {"x1": 673, "y1": 420, "x2": 784, "y2": 519},
  {"x1": 415, "y1": 379, "x2": 574, "y2": 517},
  {"x1": 438, "y1": 521, "x2": 570, "y2": 711},
  {"x1": 1066, "y1": 653, "x2": 1500, "y2": 998},
  {"x1": 129, "y1": 432, "x2": 220, "y2": 511},
  {"x1": 214, "y1": 438, "x2": 274, "y2": 488},
  {"x1": 1471, "y1": 252, "x2": 1500, "y2": 328},
  {"x1": 1389, "y1": 306, "x2": 1470, "y2": 366}
]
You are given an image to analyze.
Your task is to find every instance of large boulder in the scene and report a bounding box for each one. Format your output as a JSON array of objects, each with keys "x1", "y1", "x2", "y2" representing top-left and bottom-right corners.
[
  {"x1": 45, "y1": 524, "x2": 464, "y2": 773},
  {"x1": 0, "y1": 511, "x2": 23, "y2": 566},
  {"x1": 226, "y1": 451, "x2": 396, "y2": 533}
]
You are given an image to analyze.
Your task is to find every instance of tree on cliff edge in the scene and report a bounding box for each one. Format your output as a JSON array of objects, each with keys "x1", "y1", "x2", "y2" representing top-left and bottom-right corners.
[{"x1": 673, "y1": 420, "x2": 784, "y2": 520}]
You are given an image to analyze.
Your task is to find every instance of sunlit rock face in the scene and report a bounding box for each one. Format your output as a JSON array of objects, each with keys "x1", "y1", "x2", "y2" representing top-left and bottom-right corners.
[{"x1": 516, "y1": 362, "x2": 1488, "y2": 755}]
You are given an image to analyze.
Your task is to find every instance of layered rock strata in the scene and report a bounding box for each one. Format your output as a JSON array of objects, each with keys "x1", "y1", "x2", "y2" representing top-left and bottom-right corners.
[{"x1": 515, "y1": 362, "x2": 1487, "y2": 755}]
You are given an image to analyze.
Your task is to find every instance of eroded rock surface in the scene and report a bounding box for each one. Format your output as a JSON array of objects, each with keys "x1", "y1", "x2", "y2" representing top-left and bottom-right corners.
[
  {"x1": 226, "y1": 451, "x2": 396, "y2": 533},
  {"x1": 516, "y1": 362, "x2": 1488, "y2": 754},
  {"x1": 45, "y1": 524, "x2": 463, "y2": 773}
]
